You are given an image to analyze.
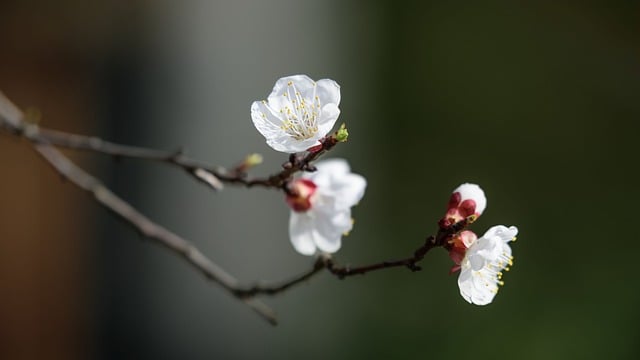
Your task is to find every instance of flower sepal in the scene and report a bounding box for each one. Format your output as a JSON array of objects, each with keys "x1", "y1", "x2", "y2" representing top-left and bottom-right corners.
[{"x1": 285, "y1": 179, "x2": 317, "y2": 212}]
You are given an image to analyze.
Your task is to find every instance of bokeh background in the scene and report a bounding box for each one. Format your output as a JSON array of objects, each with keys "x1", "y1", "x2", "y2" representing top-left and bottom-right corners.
[{"x1": 1, "y1": 0, "x2": 639, "y2": 359}]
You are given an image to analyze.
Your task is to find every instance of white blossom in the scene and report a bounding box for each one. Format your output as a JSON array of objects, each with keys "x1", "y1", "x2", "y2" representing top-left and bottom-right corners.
[
  {"x1": 251, "y1": 75, "x2": 341, "y2": 153},
  {"x1": 457, "y1": 225, "x2": 518, "y2": 305},
  {"x1": 287, "y1": 159, "x2": 366, "y2": 255}
]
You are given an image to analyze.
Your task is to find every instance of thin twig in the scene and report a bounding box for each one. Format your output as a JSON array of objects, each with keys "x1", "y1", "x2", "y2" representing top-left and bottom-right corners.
[
  {"x1": 232, "y1": 218, "x2": 475, "y2": 296},
  {"x1": 327, "y1": 217, "x2": 473, "y2": 278},
  {"x1": 0, "y1": 91, "x2": 277, "y2": 325},
  {"x1": 6, "y1": 122, "x2": 341, "y2": 191},
  {"x1": 1, "y1": 89, "x2": 474, "y2": 316},
  {"x1": 234, "y1": 255, "x2": 328, "y2": 298}
]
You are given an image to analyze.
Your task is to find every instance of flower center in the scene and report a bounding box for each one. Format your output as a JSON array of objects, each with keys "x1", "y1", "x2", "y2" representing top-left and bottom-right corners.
[{"x1": 279, "y1": 81, "x2": 321, "y2": 140}]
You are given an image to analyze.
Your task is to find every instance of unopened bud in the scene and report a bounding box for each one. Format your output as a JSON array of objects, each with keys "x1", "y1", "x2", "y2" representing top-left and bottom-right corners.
[
  {"x1": 335, "y1": 123, "x2": 349, "y2": 142},
  {"x1": 440, "y1": 183, "x2": 487, "y2": 228},
  {"x1": 236, "y1": 153, "x2": 263, "y2": 173},
  {"x1": 447, "y1": 230, "x2": 478, "y2": 273},
  {"x1": 244, "y1": 153, "x2": 263, "y2": 167}
]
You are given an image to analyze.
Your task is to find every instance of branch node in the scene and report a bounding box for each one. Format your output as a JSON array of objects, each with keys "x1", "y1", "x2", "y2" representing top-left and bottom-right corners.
[{"x1": 407, "y1": 263, "x2": 422, "y2": 272}]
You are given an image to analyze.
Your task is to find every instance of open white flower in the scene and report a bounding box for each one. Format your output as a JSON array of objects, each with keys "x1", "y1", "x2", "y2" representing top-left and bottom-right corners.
[
  {"x1": 286, "y1": 159, "x2": 366, "y2": 255},
  {"x1": 251, "y1": 75, "x2": 341, "y2": 153},
  {"x1": 441, "y1": 183, "x2": 487, "y2": 227},
  {"x1": 457, "y1": 225, "x2": 518, "y2": 305}
]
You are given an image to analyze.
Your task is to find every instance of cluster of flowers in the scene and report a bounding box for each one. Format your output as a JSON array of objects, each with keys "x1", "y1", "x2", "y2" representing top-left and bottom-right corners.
[
  {"x1": 251, "y1": 75, "x2": 518, "y2": 305},
  {"x1": 440, "y1": 184, "x2": 518, "y2": 305},
  {"x1": 251, "y1": 74, "x2": 365, "y2": 255}
]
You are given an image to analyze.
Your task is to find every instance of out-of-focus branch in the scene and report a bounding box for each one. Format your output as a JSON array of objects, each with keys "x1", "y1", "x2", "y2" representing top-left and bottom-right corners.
[
  {"x1": 0, "y1": 91, "x2": 277, "y2": 325},
  {"x1": 33, "y1": 127, "x2": 225, "y2": 191}
]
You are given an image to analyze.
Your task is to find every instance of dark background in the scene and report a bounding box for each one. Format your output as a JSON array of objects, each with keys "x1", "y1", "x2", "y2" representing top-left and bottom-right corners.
[{"x1": 1, "y1": 1, "x2": 638, "y2": 359}]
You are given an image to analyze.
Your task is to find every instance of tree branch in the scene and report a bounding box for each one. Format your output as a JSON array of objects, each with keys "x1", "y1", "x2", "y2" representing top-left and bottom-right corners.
[
  {"x1": 1, "y1": 89, "x2": 474, "y2": 321},
  {"x1": 234, "y1": 255, "x2": 329, "y2": 298},
  {"x1": 232, "y1": 218, "x2": 475, "y2": 296},
  {"x1": 4, "y1": 120, "x2": 341, "y2": 191},
  {"x1": 326, "y1": 218, "x2": 472, "y2": 278},
  {"x1": 0, "y1": 91, "x2": 277, "y2": 325}
]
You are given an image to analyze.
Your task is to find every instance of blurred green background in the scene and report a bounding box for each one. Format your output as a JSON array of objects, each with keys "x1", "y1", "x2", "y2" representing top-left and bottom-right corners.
[{"x1": 1, "y1": 0, "x2": 638, "y2": 359}]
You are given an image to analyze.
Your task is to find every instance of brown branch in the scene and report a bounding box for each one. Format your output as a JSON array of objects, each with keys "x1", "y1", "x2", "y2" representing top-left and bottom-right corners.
[
  {"x1": 233, "y1": 218, "x2": 475, "y2": 296},
  {"x1": 326, "y1": 218, "x2": 472, "y2": 278},
  {"x1": 0, "y1": 91, "x2": 277, "y2": 325},
  {"x1": 247, "y1": 136, "x2": 340, "y2": 188},
  {"x1": 4, "y1": 120, "x2": 341, "y2": 191},
  {"x1": 2, "y1": 89, "x2": 472, "y2": 317},
  {"x1": 234, "y1": 255, "x2": 328, "y2": 298}
]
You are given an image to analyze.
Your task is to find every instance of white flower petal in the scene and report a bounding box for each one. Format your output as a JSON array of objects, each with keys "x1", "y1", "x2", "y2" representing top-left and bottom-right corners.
[
  {"x1": 306, "y1": 159, "x2": 367, "y2": 210},
  {"x1": 313, "y1": 79, "x2": 341, "y2": 106},
  {"x1": 252, "y1": 101, "x2": 318, "y2": 153},
  {"x1": 468, "y1": 253, "x2": 486, "y2": 271},
  {"x1": 312, "y1": 208, "x2": 355, "y2": 253},
  {"x1": 251, "y1": 101, "x2": 283, "y2": 137},
  {"x1": 473, "y1": 236, "x2": 501, "y2": 262},
  {"x1": 469, "y1": 271, "x2": 498, "y2": 305},
  {"x1": 457, "y1": 269, "x2": 474, "y2": 304},
  {"x1": 308, "y1": 207, "x2": 354, "y2": 255},
  {"x1": 267, "y1": 137, "x2": 320, "y2": 153},
  {"x1": 483, "y1": 225, "x2": 518, "y2": 243},
  {"x1": 458, "y1": 267, "x2": 498, "y2": 306},
  {"x1": 501, "y1": 241, "x2": 513, "y2": 259},
  {"x1": 312, "y1": 227, "x2": 342, "y2": 254},
  {"x1": 317, "y1": 103, "x2": 340, "y2": 135},
  {"x1": 332, "y1": 173, "x2": 367, "y2": 209},
  {"x1": 303, "y1": 160, "x2": 345, "y2": 191},
  {"x1": 312, "y1": 158, "x2": 351, "y2": 175},
  {"x1": 289, "y1": 213, "x2": 317, "y2": 256},
  {"x1": 317, "y1": 206, "x2": 353, "y2": 233},
  {"x1": 267, "y1": 74, "x2": 316, "y2": 106}
]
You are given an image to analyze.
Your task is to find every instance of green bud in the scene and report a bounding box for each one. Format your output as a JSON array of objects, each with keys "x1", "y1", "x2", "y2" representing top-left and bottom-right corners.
[
  {"x1": 244, "y1": 153, "x2": 263, "y2": 167},
  {"x1": 335, "y1": 123, "x2": 349, "y2": 142}
]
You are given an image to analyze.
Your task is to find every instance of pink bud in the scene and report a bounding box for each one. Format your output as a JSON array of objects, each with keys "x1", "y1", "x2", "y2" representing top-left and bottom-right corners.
[
  {"x1": 440, "y1": 183, "x2": 487, "y2": 227},
  {"x1": 447, "y1": 230, "x2": 477, "y2": 273},
  {"x1": 285, "y1": 179, "x2": 317, "y2": 212}
]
